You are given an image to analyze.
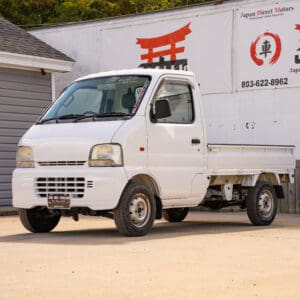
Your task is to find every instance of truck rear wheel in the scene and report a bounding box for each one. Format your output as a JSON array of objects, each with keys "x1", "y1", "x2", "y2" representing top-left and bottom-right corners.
[
  {"x1": 18, "y1": 207, "x2": 61, "y2": 233},
  {"x1": 246, "y1": 181, "x2": 278, "y2": 226},
  {"x1": 163, "y1": 208, "x2": 189, "y2": 222},
  {"x1": 113, "y1": 183, "x2": 156, "y2": 236}
]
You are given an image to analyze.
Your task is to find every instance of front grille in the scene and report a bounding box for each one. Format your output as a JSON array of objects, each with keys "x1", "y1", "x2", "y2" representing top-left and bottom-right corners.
[
  {"x1": 38, "y1": 161, "x2": 86, "y2": 166},
  {"x1": 35, "y1": 177, "x2": 85, "y2": 198}
]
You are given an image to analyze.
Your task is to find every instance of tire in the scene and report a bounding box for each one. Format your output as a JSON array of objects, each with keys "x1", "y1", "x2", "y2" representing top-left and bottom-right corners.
[
  {"x1": 246, "y1": 181, "x2": 278, "y2": 226},
  {"x1": 18, "y1": 207, "x2": 61, "y2": 233},
  {"x1": 163, "y1": 208, "x2": 189, "y2": 222},
  {"x1": 114, "y1": 183, "x2": 156, "y2": 236}
]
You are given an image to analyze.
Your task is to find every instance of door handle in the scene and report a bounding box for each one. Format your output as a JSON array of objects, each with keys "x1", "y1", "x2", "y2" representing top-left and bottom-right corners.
[{"x1": 191, "y1": 138, "x2": 201, "y2": 144}]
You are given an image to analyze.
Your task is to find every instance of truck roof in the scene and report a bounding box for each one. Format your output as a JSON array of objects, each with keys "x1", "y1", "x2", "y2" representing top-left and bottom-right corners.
[{"x1": 76, "y1": 68, "x2": 194, "y2": 81}]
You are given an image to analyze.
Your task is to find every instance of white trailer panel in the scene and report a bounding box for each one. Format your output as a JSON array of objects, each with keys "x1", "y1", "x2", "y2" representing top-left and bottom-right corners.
[{"x1": 31, "y1": 0, "x2": 300, "y2": 158}]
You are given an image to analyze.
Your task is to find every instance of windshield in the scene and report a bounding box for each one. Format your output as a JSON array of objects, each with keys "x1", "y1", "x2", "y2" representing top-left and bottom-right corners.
[{"x1": 39, "y1": 75, "x2": 151, "y2": 123}]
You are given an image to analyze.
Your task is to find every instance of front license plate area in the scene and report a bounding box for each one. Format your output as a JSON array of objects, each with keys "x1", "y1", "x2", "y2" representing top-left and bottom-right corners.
[{"x1": 48, "y1": 194, "x2": 70, "y2": 209}]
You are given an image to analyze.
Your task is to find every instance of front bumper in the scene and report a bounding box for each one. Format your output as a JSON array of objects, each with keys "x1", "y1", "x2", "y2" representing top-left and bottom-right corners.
[{"x1": 12, "y1": 167, "x2": 128, "y2": 210}]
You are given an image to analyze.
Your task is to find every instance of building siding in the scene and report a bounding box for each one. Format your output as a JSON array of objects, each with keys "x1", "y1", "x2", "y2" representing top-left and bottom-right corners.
[{"x1": 0, "y1": 67, "x2": 51, "y2": 206}]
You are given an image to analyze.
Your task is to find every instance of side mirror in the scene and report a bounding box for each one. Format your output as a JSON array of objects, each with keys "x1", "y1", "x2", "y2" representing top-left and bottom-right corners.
[{"x1": 154, "y1": 99, "x2": 171, "y2": 119}]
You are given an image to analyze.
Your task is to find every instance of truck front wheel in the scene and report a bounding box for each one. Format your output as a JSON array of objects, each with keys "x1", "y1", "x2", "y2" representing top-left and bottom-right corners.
[
  {"x1": 114, "y1": 183, "x2": 156, "y2": 236},
  {"x1": 163, "y1": 208, "x2": 189, "y2": 222},
  {"x1": 18, "y1": 207, "x2": 61, "y2": 233},
  {"x1": 246, "y1": 181, "x2": 278, "y2": 226}
]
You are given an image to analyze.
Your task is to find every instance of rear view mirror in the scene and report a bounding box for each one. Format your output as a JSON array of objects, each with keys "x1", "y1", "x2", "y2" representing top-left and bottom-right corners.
[{"x1": 154, "y1": 99, "x2": 171, "y2": 119}]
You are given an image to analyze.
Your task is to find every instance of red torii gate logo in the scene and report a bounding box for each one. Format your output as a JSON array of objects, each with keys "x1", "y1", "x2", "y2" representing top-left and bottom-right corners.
[{"x1": 136, "y1": 23, "x2": 192, "y2": 69}]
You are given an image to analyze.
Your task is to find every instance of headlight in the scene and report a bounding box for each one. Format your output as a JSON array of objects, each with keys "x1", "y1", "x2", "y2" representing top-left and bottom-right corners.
[
  {"x1": 16, "y1": 146, "x2": 35, "y2": 168},
  {"x1": 89, "y1": 144, "x2": 123, "y2": 167}
]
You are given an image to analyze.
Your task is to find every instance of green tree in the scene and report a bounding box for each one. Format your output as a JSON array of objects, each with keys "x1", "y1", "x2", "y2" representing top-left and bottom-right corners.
[{"x1": 0, "y1": 0, "x2": 223, "y2": 27}]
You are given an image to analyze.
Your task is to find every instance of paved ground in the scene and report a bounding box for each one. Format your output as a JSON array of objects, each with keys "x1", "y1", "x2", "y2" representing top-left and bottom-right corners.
[{"x1": 1, "y1": 211, "x2": 300, "y2": 300}]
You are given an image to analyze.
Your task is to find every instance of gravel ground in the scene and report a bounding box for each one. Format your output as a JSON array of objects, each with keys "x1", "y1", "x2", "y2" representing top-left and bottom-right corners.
[{"x1": 1, "y1": 211, "x2": 300, "y2": 300}]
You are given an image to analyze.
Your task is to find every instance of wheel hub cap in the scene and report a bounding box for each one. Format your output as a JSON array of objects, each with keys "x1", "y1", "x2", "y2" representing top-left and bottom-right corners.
[
  {"x1": 129, "y1": 193, "x2": 150, "y2": 228},
  {"x1": 258, "y1": 190, "x2": 273, "y2": 218}
]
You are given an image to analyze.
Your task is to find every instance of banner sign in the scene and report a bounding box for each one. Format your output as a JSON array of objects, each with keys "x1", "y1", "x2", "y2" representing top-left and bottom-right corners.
[
  {"x1": 235, "y1": 2, "x2": 300, "y2": 91},
  {"x1": 101, "y1": 11, "x2": 233, "y2": 95}
]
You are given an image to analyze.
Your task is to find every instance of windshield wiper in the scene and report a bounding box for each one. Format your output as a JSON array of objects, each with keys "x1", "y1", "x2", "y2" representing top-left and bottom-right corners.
[
  {"x1": 38, "y1": 112, "x2": 132, "y2": 124},
  {"x1": 37, "y1": 114, "x2": 85, "y2": 124},
  {"x1": 74, "y1": 112, "x2": 131, "y2": 122},
  {"x1": 96, "y1": 112, "x2": 132, "y2": 118}
]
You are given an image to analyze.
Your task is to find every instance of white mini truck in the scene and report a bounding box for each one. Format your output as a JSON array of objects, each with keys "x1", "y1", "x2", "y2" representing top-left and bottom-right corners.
[{"x1": 13, "y1": 69, "x2": 295, "y2": 236}]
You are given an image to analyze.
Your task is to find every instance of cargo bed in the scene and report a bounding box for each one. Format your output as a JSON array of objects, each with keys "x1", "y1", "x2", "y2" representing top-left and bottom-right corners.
[{"x1": 207, "y1": 144, "x2": 295, "y2": 176}]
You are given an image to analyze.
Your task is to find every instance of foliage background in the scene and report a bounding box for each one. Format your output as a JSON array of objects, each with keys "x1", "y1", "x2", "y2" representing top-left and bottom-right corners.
[{"x1": 0, "y1": 0, "x2": 226, "y2": 27}]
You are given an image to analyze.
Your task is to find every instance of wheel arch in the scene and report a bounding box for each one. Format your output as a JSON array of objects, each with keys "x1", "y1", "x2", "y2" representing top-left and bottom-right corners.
[
  {"x1": 122, "y1": 174, "x2": 162, "y2": 219},
  {"x1": 257, "y1": 173, "x2": 280, "y2": 186},
  {"x1": 256, "y1": 173, "x2": 284, "y2": 199}
]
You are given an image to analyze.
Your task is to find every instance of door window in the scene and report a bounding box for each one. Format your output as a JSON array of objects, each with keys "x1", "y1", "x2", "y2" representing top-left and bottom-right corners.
[{"x1": 153, "y1": 81, "x2": 194, "y2": 124}]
